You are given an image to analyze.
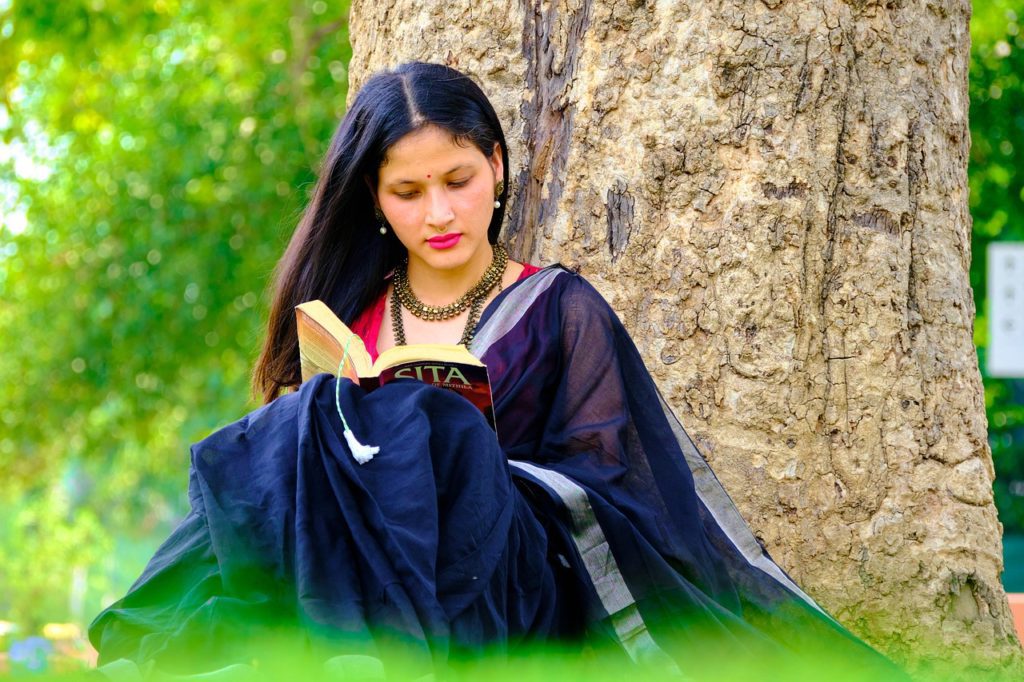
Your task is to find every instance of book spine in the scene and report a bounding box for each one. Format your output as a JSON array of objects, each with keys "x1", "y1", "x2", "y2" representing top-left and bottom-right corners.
[{"x1": 359, "y1": 376, "x2": 381, "y2": 391}]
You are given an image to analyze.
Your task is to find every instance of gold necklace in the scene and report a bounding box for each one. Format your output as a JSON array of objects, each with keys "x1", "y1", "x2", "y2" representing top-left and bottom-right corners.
[
  {"x1": 393, "y1": 244, "x2": 508, "y2": 321},
  {"x1": 392, "y1": 244, "x2": 508, "y2": 346}
]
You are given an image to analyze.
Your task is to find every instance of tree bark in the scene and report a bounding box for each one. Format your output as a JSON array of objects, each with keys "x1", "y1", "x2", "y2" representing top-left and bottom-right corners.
[{"x1": 348, "y1": 0, "x2": 1021, "y2": 671}]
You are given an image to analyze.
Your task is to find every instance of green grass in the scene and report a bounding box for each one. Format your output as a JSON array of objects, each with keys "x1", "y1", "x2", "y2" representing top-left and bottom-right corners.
[{"x1": 8, "y1": 634, "x2": 1021, "y2": 682}]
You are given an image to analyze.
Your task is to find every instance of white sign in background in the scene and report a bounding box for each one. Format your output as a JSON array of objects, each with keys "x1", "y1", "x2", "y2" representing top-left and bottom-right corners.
[{"x1": 988, "y1": 242, "x2": 1024, "y2": 378}]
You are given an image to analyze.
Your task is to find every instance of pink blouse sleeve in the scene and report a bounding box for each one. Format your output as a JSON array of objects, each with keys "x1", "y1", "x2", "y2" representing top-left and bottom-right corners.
[{"x1": 349, "y1": 290, "x2": 388, "y2": 362}]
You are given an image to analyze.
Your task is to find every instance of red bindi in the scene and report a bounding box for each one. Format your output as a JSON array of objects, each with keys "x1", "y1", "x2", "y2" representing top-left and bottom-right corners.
[{"x1": 427, "y1": 174, "x2": 431, "y2": 178}]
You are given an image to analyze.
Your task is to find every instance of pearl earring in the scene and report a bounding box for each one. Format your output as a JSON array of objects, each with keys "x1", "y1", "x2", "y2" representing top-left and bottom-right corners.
[{"x1": 494, "y1": 180, "x2": 504, "y2": 209}]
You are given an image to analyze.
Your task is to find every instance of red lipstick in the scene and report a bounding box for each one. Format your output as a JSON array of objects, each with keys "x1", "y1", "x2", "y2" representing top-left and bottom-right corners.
[{"x1": 427, "y1": 234, "x2": 462, "y2": 250}]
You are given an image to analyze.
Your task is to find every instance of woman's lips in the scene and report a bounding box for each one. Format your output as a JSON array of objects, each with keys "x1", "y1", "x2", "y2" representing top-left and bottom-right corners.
[{"x1": 426, "y1": 234, "x2": 462, "y2": 249}]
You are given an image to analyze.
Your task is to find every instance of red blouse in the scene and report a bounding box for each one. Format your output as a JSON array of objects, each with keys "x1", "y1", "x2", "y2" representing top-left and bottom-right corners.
[{"x1": 350, "y1": 262, "x2": 542, "y2": 362}]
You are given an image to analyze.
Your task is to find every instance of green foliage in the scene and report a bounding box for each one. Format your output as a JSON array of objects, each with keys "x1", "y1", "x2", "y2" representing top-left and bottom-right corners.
[
  {"x1": 969, "y1": 1, "x2": 1024, "y2": 536},
  {"x1": 0, "y1": 0, "x2": 351, "y2": 630}
]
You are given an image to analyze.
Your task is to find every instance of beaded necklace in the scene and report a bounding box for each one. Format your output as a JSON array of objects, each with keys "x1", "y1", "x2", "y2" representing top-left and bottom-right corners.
[{"x1": 391, "y1": 244, "x2": 508, "y2": 346}]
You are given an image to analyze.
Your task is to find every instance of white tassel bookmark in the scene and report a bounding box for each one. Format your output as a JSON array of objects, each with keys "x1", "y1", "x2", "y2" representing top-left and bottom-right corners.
[
  {"x1": 335, "y1": 335, "x2": 380, "y2": 464},
  {"x1": 342, "y1": 426, "x2": 379, "y2": 464}
]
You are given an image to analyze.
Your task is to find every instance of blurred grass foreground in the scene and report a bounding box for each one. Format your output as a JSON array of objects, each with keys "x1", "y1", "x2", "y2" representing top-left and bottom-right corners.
[
  {"x1": 0, "y1": 629, "x2": 989, "y2": 682},
  {"x1": 1, "y1": 0, "x2": 1024, "y2": 678}
]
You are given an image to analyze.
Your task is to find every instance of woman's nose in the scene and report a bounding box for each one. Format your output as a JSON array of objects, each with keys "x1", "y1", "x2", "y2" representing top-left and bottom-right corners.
[{"x1": 425, "y1": 187, "x2": 455, "y2": 229}]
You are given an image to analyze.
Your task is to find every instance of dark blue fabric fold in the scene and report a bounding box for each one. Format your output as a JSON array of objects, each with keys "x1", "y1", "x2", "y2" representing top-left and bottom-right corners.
[{"x1": 89, "y1": 266, "x2": 907, "y2": 679}]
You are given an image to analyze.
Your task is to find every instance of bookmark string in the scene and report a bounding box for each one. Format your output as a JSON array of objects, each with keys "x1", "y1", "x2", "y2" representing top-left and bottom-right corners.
[{"x1": 335, "y1": 334, "x2": 379, "y2": 465}]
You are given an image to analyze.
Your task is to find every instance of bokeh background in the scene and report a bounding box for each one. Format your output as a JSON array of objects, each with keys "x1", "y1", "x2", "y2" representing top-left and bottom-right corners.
[{"x1": 0, "y1": 0, "x2": 1021, "y2": 672}]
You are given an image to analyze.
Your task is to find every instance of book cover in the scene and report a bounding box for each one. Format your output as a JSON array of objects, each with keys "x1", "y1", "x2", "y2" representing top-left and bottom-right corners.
[{"x1": 295, "y1": 300, "x2": 497, "y2": 432}]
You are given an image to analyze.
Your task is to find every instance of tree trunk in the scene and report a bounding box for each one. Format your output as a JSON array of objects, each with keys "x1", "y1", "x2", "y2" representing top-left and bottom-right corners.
[{"x1": 348, "y1": 0, "x2": 1021, "y2": 671}]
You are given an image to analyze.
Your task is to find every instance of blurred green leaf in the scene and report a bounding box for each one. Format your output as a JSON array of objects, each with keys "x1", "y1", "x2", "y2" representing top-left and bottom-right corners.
[
  {"x1": 970, "y1": 1, "x2": 1024, "y2": 544},
  {"x1": 0, "y1": 0, "x2": 351, "y2": 630}
]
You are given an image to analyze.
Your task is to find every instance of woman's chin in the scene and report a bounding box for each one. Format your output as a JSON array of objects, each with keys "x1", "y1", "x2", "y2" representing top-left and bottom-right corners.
[{"x1": 411, "y1": 242, "x2": 487, "y2": 274}]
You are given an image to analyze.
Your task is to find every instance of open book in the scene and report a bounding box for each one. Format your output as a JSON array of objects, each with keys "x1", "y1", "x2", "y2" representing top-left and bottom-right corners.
[{"x1": 295, "y1": 300, "x2": 496, "y2": 431}]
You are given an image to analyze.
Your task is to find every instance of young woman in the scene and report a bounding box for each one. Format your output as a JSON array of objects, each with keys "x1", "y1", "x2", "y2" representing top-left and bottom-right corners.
[{"x1": 89, "y1": 62, "x2": 906, "y2": 679}]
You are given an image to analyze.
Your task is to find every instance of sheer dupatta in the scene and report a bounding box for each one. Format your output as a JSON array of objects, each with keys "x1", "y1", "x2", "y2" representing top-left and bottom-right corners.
[{"x1": 472, "y1": 266, "x2": 903, "y2": 674}]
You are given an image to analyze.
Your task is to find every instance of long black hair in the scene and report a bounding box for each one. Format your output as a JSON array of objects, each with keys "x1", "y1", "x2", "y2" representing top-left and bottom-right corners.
[{"x1": 253, "y1": 62, "x2": 511, "y2": 403}]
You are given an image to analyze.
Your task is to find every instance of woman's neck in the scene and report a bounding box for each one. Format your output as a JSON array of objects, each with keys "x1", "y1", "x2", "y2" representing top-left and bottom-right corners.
[{"x1": 405, "y1": 244, "x2": 495, "y2": 305}]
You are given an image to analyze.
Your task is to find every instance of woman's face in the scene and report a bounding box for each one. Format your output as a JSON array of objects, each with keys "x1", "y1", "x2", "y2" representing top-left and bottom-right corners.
[{"x1": 374, "y1": 124, "x2": 503, "y2": 277}]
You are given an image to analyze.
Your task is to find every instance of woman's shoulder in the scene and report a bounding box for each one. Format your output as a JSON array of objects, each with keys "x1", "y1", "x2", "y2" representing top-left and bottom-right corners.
[
  {"x1": 532, "y1": 264, "x2": 611, "y2": 305},
  {"x1": 516, "y1": 265, "x2": 620, "y2": 333},
  {"x1": 517, "y1": 262, "x2": 543, "y2": 279}
]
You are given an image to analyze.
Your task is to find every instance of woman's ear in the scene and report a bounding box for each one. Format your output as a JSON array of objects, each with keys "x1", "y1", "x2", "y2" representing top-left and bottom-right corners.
[{"x1": 489, "y1": 142, "x2": 504, "y2": 182}]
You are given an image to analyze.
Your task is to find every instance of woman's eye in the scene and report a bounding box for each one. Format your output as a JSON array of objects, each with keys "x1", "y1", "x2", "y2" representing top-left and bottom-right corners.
[
  {"x1": 396, "y1": 191, "x2": 418, "y2": 199},
  {"x1": 449, "y1": 179, "x2": 469, "y2": 188}
]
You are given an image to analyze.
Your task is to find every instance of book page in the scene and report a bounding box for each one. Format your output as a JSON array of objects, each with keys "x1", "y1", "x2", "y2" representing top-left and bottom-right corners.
[
  {"x1": 295, "y1": 301, "x2": 372, "y2": 382},
  {"x1": 372, "y1": 343, "x2": 483, "y2": 375}
]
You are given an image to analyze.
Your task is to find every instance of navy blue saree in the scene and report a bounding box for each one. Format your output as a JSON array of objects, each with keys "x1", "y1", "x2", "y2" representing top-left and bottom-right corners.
[{"x1": 89, "y1": 266, "x2": 905, "y2": 678}]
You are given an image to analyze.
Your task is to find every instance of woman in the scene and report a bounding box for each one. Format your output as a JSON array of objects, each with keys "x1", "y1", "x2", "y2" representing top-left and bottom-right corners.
[{"x1": 89, "y1": 62, "x2": 906, "y2": 680}]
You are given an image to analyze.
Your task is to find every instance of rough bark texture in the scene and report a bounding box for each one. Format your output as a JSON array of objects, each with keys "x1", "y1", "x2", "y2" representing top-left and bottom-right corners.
[{"x1": 348, "y1": 0, "x2": 1021, "y2": 672}]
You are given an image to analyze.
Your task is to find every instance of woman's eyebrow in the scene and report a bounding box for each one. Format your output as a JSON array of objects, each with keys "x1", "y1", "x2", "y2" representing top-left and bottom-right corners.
[{"x1": 388, "y1": 164, "x2": 472, "y2": 186}]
